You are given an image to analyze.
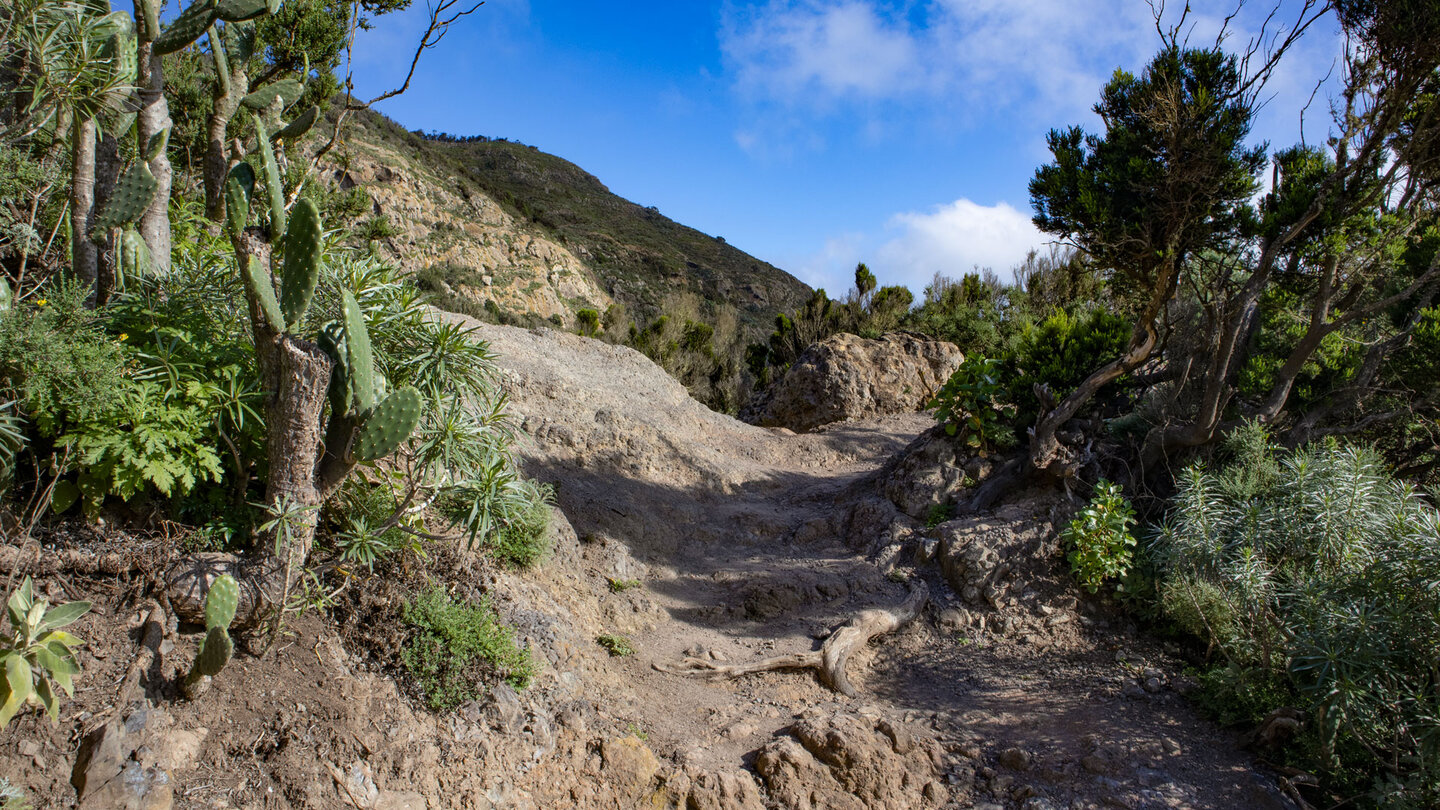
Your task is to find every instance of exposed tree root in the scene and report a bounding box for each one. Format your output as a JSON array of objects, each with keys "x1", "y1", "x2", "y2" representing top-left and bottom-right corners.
[{"x1": 654, "y1": 583, "x2": 928, "y2": 697}]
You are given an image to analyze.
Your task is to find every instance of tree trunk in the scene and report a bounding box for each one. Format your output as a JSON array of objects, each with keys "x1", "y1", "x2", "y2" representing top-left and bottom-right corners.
[
  {"x1": 203, "y1": 44, "x2": 246, "y2": 224},
  {"x1": 92, "y1": 133, "x2": 121, "y2": 304},
  {"x1": 70, "y1": 116, "x2": 98, "y2": 293},
  {"x1": 135, "y1": 43, "x2": 172, "y2": 273}
]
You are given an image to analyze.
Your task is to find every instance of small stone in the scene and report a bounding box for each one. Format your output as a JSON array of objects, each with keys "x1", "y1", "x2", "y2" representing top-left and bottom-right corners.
[
  {"x1": 1121, "y1": 681, "x2": 1147, "y2": 700},
  {"x1": 709, "y1": 649, "x2": 727, "y2": 662},
  {"x1": 1011, "y1": 783, "x2": 1036, "y2": 799},
  {"x1": 1142, "y1": 677, "x2": 1163, "y2": 693},
  {"x1": 18, "y1": 740, "x2": 39, "y2": 757},
  {"x1": 1081, "y1": 754, "x2": 1111, "y2": 775},
  {"x1": 998, "y1": 747, "x2": 1033, "y2": 771},
  {"x1": 956, "y1": 742, "x2": 983, "y2": 760}
]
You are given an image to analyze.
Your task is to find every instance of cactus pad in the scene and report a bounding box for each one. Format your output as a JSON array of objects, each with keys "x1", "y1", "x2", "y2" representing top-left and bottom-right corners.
[
  {"x1": 225, "y1": 161, "x2": 255, "y2": 235},
  {"x1": 154, "y1": 0, "x2": 220, "y2": 55},
  {"x1": 319, "y1": 321, "x2": 354, "y2": 417},
  {"x1": 352, "y1": 386, "x2": 422, "y2": 462},
  {"x1": 280, "y1": 198, "x2": 323, "y2": 330},
  {"x1": 242, "y1": 78, "x2": 303, "y2": 112},
  {"x1": 192, "y1": 625, "x2": 233, "y2": 677},
  {"x1": 241, "y1": 256, "x2": 284, "y2": 334},
  {"x1": 203, "y1": 574, "x2": 239, "y2": 630},
  {"x1": 216, "y1": 0, "x2": 269, "y2": 22},
  {"x1": 274, "y1": 105, "x2": 320, "y2": 141},
  {"x1": 223, "y1": 19, "x2": 257, "y2": 62},
  {"x1": 91, "y1": 162, "x2": 158, "y2": 236},
  {"x1": 145, "y1": 126, "x2": 170, "y2": 163},
  {"x1": 340, "y1": 291, "x2": 377, "y2": 415},
  {"x1": 120, "y1": 228, "x2": 152, "y2": 283},
  {"x1": 252, "y1": 114, "x2": 286, "y2": 240}
]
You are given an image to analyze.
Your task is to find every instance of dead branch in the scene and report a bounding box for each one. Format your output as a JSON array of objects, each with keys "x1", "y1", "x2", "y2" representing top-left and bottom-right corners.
[{"x1": 653, "y1": 583, "x2": 928, "y2": 698}]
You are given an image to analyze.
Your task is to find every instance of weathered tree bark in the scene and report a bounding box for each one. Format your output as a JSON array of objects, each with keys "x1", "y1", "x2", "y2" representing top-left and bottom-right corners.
[
  {"x1": 92, "y1": 133, "x2": 121, "y2": 304},
  {"x1": 654, "y1": 583, "x2": 928, "y2": 697}
]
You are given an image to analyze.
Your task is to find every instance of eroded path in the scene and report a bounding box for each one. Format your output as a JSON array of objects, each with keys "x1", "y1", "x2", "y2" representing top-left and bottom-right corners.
[{"x1": 473, "y1": 321, "x2": 1297, "y2": 810}]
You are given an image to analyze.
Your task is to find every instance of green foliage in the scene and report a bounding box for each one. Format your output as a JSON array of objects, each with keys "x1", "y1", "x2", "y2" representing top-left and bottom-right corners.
[
  {"x1": 1007, "y1": 307, "x2": 1131, "y2": 425},
  {"x1": 0, "y1": 281, "x2": 129, "y2": 438},
  {"x1": 1062, "y1": 479, "x2": 1137, "y2": 593},
  {"x1": 400, "y1": 586, "x2": 535, "y2": 712},
  {"x1": 928, "y1": 356, "x2": 1017, "y2": 454},
  {"x1": 1030, "y1": 46, "x2": 1265, "y2": 314},
  {"x1": 924, "y1": 502, "x2": 954, "y2": 529},
  {"x1": 0, "y1": 777, "x2": 32, "y2": 810},
  {"x1": 353, "y1": 215, "x2": 400, "y2": 242},
  {"x1": 596, "y1": 634, "x2": 634, "y2": 657},
  {"x1": 574, "y1": 308, "x2": 600, "y2": 337},
  {"x1": 606, "y1": 578, "x2": 641, "y2": 593},
  {"x1": 0, "y1": 577, "x2": 90, "y2": 728},
  {"x1": 1155, "y1": 427, "x2": 1440, "y2": 803},
  {"x1": 60, "y1": 377, "x2": 226, "y2": 506}
]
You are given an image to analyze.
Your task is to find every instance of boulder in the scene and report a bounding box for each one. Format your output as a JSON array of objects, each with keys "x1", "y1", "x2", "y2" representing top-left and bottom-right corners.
[
  {"x1": 754, "y1": 711, "x2": 948, "y2": 809},
  {"x1": 743, "y1": 333, "x2": 961, "y2": 432}
]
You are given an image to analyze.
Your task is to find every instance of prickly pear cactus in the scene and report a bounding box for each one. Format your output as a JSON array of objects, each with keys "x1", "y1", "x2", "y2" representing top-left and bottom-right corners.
[
  {"x1": 153, "y1": 0, "x2": 220, "y2": 55},
  {"x1": 90, "y1": 162, "x2": 158, "y2": 236},
  {"x1": 216, "y1": 0, "x2": 268, "y2": 22},
  {"x1": 280, "y1": 199, "x2": 322, "y2": 330},
  {"x1": 274, "y1": 105, "x2": 320, "y2": 141},
  {"x1": 242, "y1": 77, "x2": 303, "y2": 112},
  {"x1": 225, "y1": 162, "x2": 255, "y2": 235},
  {"x1": 340, "y1": 291, "x2": 377, "y2": 415},
  {"x1": 191, "y1": 625, "x2": 234, "y2": 676},
  {"x1": 241, "y1": 256, "x2": 284, "y2": 333},
  {"x1": 204, "y1": 574, "x2": 239, "y2": 629},
  {"x1": 120, "y1": 228, "x2": 153, "y2": 282},
  {"x1": 318, "y1": 321, "x2": 353, "y2": 416},
  {"x1": 352, "y1": 386, "x2": 422, "y2": 462},
  {"x1": 253, "y1": 114, "x2": 286, "y2": 240},
  {"x1": 183, "y1": 574, "x2": 239, "y2": 698}
]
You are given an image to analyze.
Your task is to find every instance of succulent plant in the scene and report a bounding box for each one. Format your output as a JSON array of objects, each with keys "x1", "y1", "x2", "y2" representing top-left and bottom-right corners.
[
  {"x1": 216, "y1": 0, "x2": 273, "y2": 23},
  {"x1": 225, "y1": 162, "x2": 255, "y2": 236},
  {"x1": 280, "y1": 198, "x2": 322, "y2": 330},
  {"x1": 252, "y1": 114, "x2": 286, "y2": 240},
  {"x1": 242, "y1": 77, "x2": 303, "y2": 112},
  {"x1": 352, "y1": 387, "x2": 423, "y2": 462},
  {"x1": 90, "y1": 162, "x2": 158, "y2": 236},
  {"x1": 153, "y1": 0, "x2": 220, "y2": 55},
  {"x1": 183, "y1": 574, "x2": 238, "y2": 698},
  {"x1": 274, "y1": 105, "x2": 320, "y2": 141}
]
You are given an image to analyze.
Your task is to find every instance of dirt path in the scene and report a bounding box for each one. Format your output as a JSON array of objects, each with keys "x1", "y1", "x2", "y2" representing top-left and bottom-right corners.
[{"x1": 474, "y1": 322, "x2": 1298, "y2": 810}]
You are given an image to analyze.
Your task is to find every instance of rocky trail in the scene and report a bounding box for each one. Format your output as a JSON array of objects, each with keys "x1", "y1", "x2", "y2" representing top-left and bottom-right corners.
[{"x1": 2, "y1": 321, "x2": 1300, "y2": 809}]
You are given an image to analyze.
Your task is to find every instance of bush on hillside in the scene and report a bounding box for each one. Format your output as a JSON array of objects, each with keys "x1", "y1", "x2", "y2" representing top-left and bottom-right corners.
[{"x1": 1155, "y1": 424, "x2": 1440, "y2": 805}]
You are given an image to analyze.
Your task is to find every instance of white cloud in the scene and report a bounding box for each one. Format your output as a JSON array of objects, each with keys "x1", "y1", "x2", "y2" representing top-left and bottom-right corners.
[
  {"x1": 724, "y1": 1, "x2": 924, "y2": 101},
  {"x1": 721, "y1": 0, "x2": 1156, "y2": 125},
  {"x1": 874, "y1": 199, "x2": 1048, "y2": 291}
]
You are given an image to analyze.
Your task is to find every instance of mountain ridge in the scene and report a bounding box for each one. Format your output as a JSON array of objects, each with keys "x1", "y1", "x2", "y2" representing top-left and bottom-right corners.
[{"x1": 333, "y1": 108, "x2": 812, "y2": 335}]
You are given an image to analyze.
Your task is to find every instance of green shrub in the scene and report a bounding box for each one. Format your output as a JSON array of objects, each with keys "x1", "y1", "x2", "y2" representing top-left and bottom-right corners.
[
  {"x1": 575, "y1": 308, "x2": 600, "y2": 337},
  {"x1": 1062, "y1": 479, "x2": 1137, "y2": 593},
  {"x1": 0, "y1": 280, "x2": 128, "y2": 437},
  {"x1": 928, "y1": 356, "x2": 1017, "y2": 454},
  {"x1": 607, "y1": 578, "x2": 641, "y2": 593},
  {"x1": 1006, "y1": 307, "x2": 1131, "y2": 425},
  {"x1": 1155, "y1": 424, "x2": 1440, "y2": 803},
  {"x1": 399, "y1": 586, "x2": 535, "y2": 712},
  {"x1": 596, "y1": 634, "x2": 634, "y2": 657}
]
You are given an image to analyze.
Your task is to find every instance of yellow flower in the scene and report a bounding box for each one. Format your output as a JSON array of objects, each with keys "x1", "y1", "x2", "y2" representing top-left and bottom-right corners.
[
  {"x1": 118, "y1": 333, "x2": 128, "y2": 341},
  {"x1": 35, "y1": 298, "x2": 47, "y2": 307}
]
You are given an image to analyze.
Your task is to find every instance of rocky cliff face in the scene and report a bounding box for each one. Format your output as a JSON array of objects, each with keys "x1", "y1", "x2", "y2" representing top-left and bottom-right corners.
[
  {"x1": 327, "y1": 115, "x2": 613, "y2": 327},
  {"x1": 742, "y1": 332, "x2": 963, "y2": 432}
]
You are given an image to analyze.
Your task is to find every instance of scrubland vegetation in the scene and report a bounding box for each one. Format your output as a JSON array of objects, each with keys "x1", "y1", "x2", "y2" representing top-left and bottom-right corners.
[{"x1": 0, "y1": 0, "x2": 1437, "y2": 805}]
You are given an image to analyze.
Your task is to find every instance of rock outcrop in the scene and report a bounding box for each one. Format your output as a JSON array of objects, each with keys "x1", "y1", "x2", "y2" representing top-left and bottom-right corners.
[
  {"x1": 743, "y1": 332, "x2": 962, "y2": 432},
  {"x1": 754, "y1": 711, "x2": 949, "y2": 809}
]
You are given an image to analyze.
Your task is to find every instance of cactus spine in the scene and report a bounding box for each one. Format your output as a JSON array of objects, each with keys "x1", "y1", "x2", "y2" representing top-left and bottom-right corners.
[{"x1": 183, "y1": 574, "x2": 238, "y2": 698}]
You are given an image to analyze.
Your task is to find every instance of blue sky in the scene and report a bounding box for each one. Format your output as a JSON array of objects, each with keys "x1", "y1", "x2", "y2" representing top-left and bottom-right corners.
[{"x1": 348, "y1": 1, "x2": 1343, "y2": 298}]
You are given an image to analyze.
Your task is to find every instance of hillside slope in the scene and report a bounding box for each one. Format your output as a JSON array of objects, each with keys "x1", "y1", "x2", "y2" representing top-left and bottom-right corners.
[{"x1": 335, "y1": 109, "x2": 811, "y2": 334}]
